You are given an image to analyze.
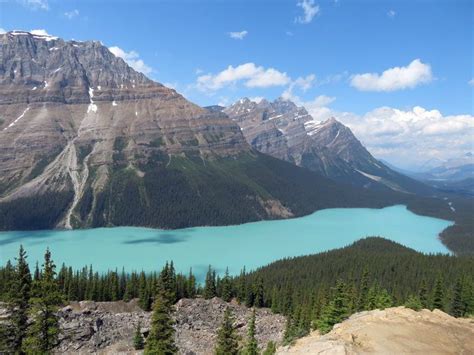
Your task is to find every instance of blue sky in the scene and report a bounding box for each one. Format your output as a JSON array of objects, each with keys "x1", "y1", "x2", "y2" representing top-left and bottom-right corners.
[{"x1": 1, "y1": 0, "x2": 473, "y2": 168}]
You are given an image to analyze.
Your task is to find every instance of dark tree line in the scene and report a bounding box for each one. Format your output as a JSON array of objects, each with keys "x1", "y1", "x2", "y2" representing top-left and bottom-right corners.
[{"x1": 1, "y1": 237, "x2": 473, "y2": 352}]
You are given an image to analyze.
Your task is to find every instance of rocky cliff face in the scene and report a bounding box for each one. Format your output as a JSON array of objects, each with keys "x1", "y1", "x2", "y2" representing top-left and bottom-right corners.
[
  {"x1": 277, "y1": 307, "x2": 474, "y2": 354},
  {"x1": 2, "y1": 31, "x2": 381, "y2": 230},
  {"x1": 45, "y1": 298, "x2": 284, "y2": 354},
  {"x1": 224, "y1": 98, "x2": 431, "y2": 194}
]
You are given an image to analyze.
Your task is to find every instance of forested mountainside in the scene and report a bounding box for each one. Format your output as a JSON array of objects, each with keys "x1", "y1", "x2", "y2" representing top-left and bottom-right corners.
[
  {"x1": 0, "y1": 31, "x2": 471, "y2": 255},
  {"x1": 1, "y1": 238, "x2": 473, "y2": 352},
  {"x1": 0, "y1": 31, "x2": 387, "y2": 231},
  {"x1": 224, "y1": 98, "x2": 432, "y2": 195}
]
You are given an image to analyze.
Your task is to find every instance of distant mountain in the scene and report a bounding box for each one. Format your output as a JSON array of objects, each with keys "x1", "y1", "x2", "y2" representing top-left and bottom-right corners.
[
  {"x1": 224, "y1": 98, "x2": 431, "y2": 194},
  {"x1": 0, "y1": 31, "x2": 391, "y2": 231},
  {"x1": 417, "y1": 153, "x2": 474, "y2": 181}
]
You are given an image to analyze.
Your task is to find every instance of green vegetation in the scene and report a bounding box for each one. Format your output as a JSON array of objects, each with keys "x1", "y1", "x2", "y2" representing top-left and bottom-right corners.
[
  {"x1": 0, "y1": 238, "x2": 473, "y2": 352},
  {"x1": 133, "y1": 322, "x2": 145, "y2": 350},
  {"x1": 214, "y1": 307, "x2": 240, "y2": 355},
  {"x1": 0, "y1": 191, "x2": 73, "y2": 230}
]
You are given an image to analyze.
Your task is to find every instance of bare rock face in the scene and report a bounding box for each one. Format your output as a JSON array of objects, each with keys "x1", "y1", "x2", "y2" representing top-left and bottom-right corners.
[
  {"x1": 1, "y1": 31, "x2": 311, "y2": 230},
  {"x1": 277, "y1": 307, "x2": 474, "y2": 354},
  {"x1": 224, "y1": 98, "x2": 429, "y2": 194},
  {"x1": 52, "y1": 298, "x2": 285, "y2": 354}
]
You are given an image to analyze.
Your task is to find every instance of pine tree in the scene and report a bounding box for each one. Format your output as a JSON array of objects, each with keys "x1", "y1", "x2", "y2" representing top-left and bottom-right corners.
[
  {"x1": 243, "y1": 309, "x2": 258, "y2": 355},
  {"x1": 23, "y1": 248, "x2": 63, "y2": 353},
  {"x1": 204, "y1": 265, "x2": 217, "y2": 299},
  {"x1": 133, "y1": 321, "x2": 145, "y2": 350},
  {"x1": 221, "y1": 268, "x2": 232, "y2": 302},
  {"x1": 1, "y1": 245, "x2": 32, "y2": 353},
  {"x1": 432, "y1": 276, "x2": 445, "y2": 311},
  {"x1": 253, "y1": 276, "x2": 264, "y2": 308},
  {"x1": 144, "y1": 291, "x2": 177, "y2": 354},
  {"x1": 357, "y1": 268, "x2": 369, "y2": 311},
  {"x1": 187, "y1": 268, "x2": 196, "y2": 298},
  {"x1": 404, "y1": 294, "x2": 422, "y2": 311},
  {"x1": 451, "y1": 278, "x2": 464, "y2": 317},
  {"x1": 419, "y1": 279, "x2": 429, "y2": 309},
  {"x1": 215, "y1": 307, "x2": 239, "y2": 355},
  {"x1": 316, "y1": 280, "x2": 349, "y2": 334},
  {"x1": 139, "y1": 271, "x2": 152, "y2": 311}
]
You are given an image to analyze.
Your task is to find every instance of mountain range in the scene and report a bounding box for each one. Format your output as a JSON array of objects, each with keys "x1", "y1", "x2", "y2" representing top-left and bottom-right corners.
[
  {"x1": 0, "y1": 31, "x2": 394, "y2": 231},
  {"x1": 223, "y1": 98, "x2": 431, "y2": 194}
]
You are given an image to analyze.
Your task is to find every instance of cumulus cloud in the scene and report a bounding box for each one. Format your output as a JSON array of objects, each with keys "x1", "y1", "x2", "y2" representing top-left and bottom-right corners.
[
  {"x1": 108, "y1": 46, "x2": 153, "y2": 75},
  {"x1": 351, "y1": 59, "x2": 433, "y2": 92},
  {"x1": 387, "y1": 9, "x2": 396, "y2": 18},
  {"x1": 196, "y1": 63, "x2": 291, "y2": 91},
  {"x1": 296, "y1": 0, "x2": 320, "y2": 24},
  {"x1": 19, "y1": 0, "x2": 49, "y2": 10},
  {"x1": 293, "y1": 74, "x2": 316, "y2": 91},
  {"x1": 64, "y1": 9, "x2": 79, "y2": 19},
  {"x1": 228, "y1": 30, "x2": 248, "y2": 40},
  {"x1": 0, "y1": 28, "x2": 6, "y2": 34},
  {"x1": 300, "y1": 98, "x2": 474, "y2": 168}
]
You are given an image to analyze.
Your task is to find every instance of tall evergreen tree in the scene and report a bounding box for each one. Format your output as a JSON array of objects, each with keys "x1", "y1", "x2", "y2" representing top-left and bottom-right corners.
[
  {"x1": 432, "y1": 276, "x2": 445, "y2": 311},
  {"x1": 204, "y1": 266, "x2": 217, "y2": 299},
  {"x1": 221, "y1": 268, "x2": 232, "y2": 302},
  {"x1": 253, "y1": 276, "x2": 264, "y2": 308},
  {"x1": 357, "y1": 268, "x2": 369, "y2": 311},
  {"x1": 243, "y1": 309, "x2": 258, "y2": 355},
  {"x1": 215, "y1": 307, "x2": 239, "y2": 355},
  {"x1": 144, "y1": 291, "x2": 177, "y2": 355},
  {"x1": 187, "y1": 268, "x2": 196, "y2": 298},
  {"x1": 133, "y1": 321, "x2": 145, "y2": 350},
  {"x1": 0, "y1": 245, "x2": 32, "y2": 353},
  {"x1": 451, "y1": 278, "x2": 464, "y2": 317},
  {"x1": 23, "y1": 248, "x2": 63, "y2": 353}
]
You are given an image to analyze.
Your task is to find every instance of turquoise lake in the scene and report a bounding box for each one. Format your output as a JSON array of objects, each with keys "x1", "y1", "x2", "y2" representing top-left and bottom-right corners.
[{"x1": 0, "y1": 205, "x2": 453, "y2": 280}]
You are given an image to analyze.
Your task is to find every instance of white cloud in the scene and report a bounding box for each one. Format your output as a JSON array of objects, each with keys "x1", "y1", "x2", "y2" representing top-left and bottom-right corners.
[
  {"x1": 0, "y1": 28, "x2": 6, "y2": 34},
  {"x1": 30, "y1": 29, "x2": 51, "y2": 36},
  {"x1": 351, "y1": 59, "x2": 433, "y2": 92},
  {"x1": 196, "y1": 63, "x2": 291, "y2": 91},
  {"x1": 64, "y1": 9, "x2": 79, "y2": 19},
  {"x1": 296, "y1": 0, "x2": 320, "y2": 24},
  {"x1": 469, "y1": 78, "x2": 474, "y2": 86},
  {"x1": 20, "y1": 0, "x2": 49, "y2": 10},
  {"x1": 108, "y1": 46, "x2": 153, "y2": 75},
  {"x1": 387, "y1": 9, "x2": 396, "y2": 18},
  {"x1": 299, "y1": 97, "x2": 474, "y2": 168},
  {"x1": 293, "y1": 74, "x2": 316, "y2": 91},
  {"x1": 228, "y1": 30, "x2": 248, "y2": 40}
]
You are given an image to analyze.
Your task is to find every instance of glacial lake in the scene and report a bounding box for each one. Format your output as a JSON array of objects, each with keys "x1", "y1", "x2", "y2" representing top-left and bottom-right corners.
[{"x1": 0, "y1": 205, "x2": 453, "y2": 281}]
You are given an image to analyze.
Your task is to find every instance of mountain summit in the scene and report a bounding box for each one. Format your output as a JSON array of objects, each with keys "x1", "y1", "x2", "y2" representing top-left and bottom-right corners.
[
  {"x1": 224, "y1": 98, "x2": 430, "y2": 193},
  {"x1": 0, "y1": 31, "x2": 381, "y2": 230}
]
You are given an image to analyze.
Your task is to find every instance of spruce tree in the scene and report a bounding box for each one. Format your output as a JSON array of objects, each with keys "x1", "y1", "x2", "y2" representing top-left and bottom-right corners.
[
  {"x1": 23, "y1": 248, "x2": 63, "y2": 353},
  {"x1": 243, "y1": 309, "x2": 258, "y2": 355},
  {"x1": 215, "y1": 307, "x2": 239, "y2": 355},
  {"x1": 1, "y1": 245, "x2": 32, "y2": 353},
  {"x1": 187, "y1": 268, "x2": 196, "y2": 298},
  {"x1": 253, "y1": 276, "x2": 264, "y2": 308},
  {"x1": 221, "y1": 268, "x2": 232, "y2": 302},
  {"x1": 357, "y1": 268, "x2": 369, "y2": 311},
  {"x1": 451, "y1": 278, "x2": 464, "y2": 317},
  {"x1": 419, "y1": 279, "x2": 429, "y2": 309},
  {"x1": 144, "y1": 291, "x2": 177, "y2": 354},
  {"x1": 204, "y1": 265, "x2": 217, "y2": 299},
  {"x1": 133, "y1": 321, "x2": 145, "y2": 350},
  {"x1": 404, "y1": 294, "x2": 422, "y2": 311},
  {"x1": 432, "y1": 276, "x2": 445, "y2": 311}
]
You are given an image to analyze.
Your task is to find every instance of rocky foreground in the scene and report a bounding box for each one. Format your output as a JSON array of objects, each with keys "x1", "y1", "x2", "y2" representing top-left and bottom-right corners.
[
  {"x1": 278, "y1": 306, "x2": 474, "y2": 354},
  {"x1": 55, "y1": 297, "x2": 285, "y2": 354}
]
